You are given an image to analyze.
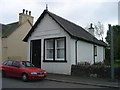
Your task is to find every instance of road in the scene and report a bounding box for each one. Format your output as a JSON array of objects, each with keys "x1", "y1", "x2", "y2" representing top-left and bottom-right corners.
[{"x1": 1, "y1": 77, "x2": 107, "y2": 88}]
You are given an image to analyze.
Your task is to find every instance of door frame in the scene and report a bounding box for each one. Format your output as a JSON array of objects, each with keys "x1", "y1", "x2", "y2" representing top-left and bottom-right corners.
[{"x1": 30, "y1": 39, "x2": 41, "y2": 68}]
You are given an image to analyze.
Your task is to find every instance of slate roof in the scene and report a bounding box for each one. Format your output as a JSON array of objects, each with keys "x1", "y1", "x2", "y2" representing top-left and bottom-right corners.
[
  {"x1": 23, "y1": 10, "x2": 107, "y2": 47},
  {"x1": 0, "y1": 22, "x2": 19, "y2": 38}
]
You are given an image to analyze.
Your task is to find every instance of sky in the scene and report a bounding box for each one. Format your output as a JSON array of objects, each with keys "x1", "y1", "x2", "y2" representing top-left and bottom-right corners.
[{"x1": 0, "y1": 0, "x2": 119, "y2": 40}]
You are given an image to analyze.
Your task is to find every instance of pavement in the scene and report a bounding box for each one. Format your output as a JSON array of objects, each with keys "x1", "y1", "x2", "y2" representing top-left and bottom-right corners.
[{"x1": 46, "y1": 73, "x2": 120, "y2": 88}]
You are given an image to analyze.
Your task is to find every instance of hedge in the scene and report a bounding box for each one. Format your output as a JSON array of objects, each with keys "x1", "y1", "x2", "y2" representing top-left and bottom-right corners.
[{"x1": 71, "y1": 64, "x2": 120, "y2": 79}]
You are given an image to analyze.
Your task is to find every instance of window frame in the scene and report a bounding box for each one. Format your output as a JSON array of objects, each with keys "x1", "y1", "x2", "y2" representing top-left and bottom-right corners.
[
  {"x1": 43, "y1": 37, "x2": 67, "y2": 62},
  {"x1": 55, "y1": 38, "x2": 65, "y2": 60},
  {"x1": 45, "y1": 39, "x2": 54, "y2": 60}
]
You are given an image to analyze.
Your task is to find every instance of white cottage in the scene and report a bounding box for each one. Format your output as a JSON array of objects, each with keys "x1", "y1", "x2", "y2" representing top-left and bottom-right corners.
[{"x1": 23, "y1": 9, "x2": 106, "y2": 75}]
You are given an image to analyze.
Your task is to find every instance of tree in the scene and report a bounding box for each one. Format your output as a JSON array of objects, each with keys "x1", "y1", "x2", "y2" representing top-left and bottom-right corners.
[
  {"x1": 94, "y1": 21, "x2": 104, "y2": 40},
  {"x1": 105, "y1": 25, "x2": 120, "y2": 61}
]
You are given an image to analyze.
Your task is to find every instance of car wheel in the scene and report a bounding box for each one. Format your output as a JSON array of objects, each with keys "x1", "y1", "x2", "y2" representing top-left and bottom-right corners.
[
  {"x1": 21, "y1": 74, "x2": 28, "y2": 82},
  {"x1": 2, "y1": 70, "x2": 6, "y2": 77}
]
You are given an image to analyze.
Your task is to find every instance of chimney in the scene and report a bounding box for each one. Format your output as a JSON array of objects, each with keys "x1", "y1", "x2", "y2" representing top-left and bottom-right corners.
[
  {"x1": 23, "y1": 9, "x2": 25, "y2": 14},
  {"x1": 26, "y1": 10, "x2": 28, "y2": 15},
  {"x1": 88, "y1": 23, "x2": 94, "y2": 36},
  {"x1": 19, "y1": 9, "x2": 34, "y2": 25},
  {"x1": 29, "y1": 11, "x2": 31, "y2": 15}
]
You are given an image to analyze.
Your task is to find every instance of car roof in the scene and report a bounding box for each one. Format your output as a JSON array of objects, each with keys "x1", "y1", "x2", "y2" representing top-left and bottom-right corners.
[{"x1": 4, "y1": 60, "x2": 30, "y2": 62}]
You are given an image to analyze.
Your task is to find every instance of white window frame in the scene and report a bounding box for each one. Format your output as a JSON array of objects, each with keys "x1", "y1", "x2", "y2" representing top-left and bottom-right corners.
[
  {"x1": 45, "y1": 39, "x2": 54, "y2": 60},
  {"x1": 55, "y1": 38, "x2": 65, "y2": 60},
  {"x1": 44, "y1": 37, "x2": 66, "y2": 62}
]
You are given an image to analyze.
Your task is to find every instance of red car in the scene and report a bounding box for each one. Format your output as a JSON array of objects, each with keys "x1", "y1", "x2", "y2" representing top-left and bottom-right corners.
[{"x1": 1, "y1": 60, "x2": 47, "y2": 81}]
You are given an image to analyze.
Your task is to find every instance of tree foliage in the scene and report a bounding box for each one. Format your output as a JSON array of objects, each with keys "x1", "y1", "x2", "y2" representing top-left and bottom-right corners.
[
  {"x1": 105, "y1": 25, "x2": 120, "y2": 61},
  {"x1": 94, "y1": 21, "x2": 104, "y2": 40}
]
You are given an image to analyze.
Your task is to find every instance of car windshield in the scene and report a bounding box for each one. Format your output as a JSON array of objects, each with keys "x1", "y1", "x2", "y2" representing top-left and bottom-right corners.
[{"x1": 21, "y1": 61, "x2": 34, "y2": 67}]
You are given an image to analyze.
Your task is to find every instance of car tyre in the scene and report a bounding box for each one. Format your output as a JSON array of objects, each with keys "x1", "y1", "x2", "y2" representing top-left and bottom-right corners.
[
  {"x1": 2, "y1": 70, "x2": 6, "y2": 77},
  {"x1": 21, "y1": 74, "x2": 28, "y2": 82}
]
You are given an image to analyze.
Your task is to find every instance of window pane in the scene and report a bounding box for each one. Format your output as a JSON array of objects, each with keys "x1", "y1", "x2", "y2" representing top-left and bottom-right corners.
[
  {"x1": 57, "y1": 39, "x2": 64, "y2": 48},
  {"x1": 47, "y1": 49, "x2": 53, "y2": 59},
  {"x1": 57, "y1": 49, "x2": 64, "y2": 59},
  {"x1": 46, "y1": 39, "x2": 53, "y2": 49},
  {"x1": 7, "y1": 61, "x2": 13, "y2": 66},
  {"x1": 94, "y1": 46, "x2": 97, "y2": 56}
]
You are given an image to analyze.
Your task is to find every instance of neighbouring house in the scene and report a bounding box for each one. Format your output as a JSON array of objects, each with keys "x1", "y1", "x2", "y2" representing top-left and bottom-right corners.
[
  {"x1": 1, "y1": 9, "x2": 34, "y2": 61},
  {"x1": 23, "y1": 9, "x2": 107, "y2": 75}
]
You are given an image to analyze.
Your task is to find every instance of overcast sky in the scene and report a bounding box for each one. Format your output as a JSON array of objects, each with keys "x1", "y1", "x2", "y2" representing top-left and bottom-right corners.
[{"x1": 0, "y1": 0, "x2": 119, "y2": 40}]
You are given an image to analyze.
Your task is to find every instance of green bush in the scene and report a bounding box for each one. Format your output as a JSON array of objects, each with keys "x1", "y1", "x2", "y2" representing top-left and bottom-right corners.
[{"x1": 71, "y1": 64, "x2": 120, "y2": 79}]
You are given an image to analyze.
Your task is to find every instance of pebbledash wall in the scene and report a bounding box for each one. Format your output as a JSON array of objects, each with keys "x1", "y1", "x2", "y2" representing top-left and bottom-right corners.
[{"x1": 27, "y1": 14, "x2": 105, "y2": 75}]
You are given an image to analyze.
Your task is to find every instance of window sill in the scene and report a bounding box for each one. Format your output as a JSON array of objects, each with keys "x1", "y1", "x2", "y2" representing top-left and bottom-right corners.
[{"x1": 43, "y1": 60, "x2": 67, "y2": 63}]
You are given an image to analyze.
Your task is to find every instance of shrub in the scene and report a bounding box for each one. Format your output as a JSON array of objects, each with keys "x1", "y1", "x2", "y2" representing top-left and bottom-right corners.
[{"x1": 71, "y1": 64, "x2": 120, "y2": 79}]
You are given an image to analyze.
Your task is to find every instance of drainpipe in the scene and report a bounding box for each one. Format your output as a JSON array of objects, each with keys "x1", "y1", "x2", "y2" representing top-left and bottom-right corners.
[{"x1": 75, "y1": 39, "x2": 78, "y2": 65}]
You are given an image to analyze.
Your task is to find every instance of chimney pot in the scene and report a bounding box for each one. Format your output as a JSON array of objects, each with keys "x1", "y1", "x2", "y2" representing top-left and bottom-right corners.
[
  {"x1": 90, "y1": 23, "x2": 93, "y2": 29},
  {"x1": 29, "y1": 11, "x2": 31, "y2": 15},
  {"x1": 26, "y1": 10, "x2": 28, "y2": 14},
  {"x1": 23, "y1": 9, "x2": 25, "y2": 14}
]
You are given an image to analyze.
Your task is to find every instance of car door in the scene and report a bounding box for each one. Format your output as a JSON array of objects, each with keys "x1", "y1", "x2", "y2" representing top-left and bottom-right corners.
[
  {"x1": 4, "y1": 60, "x2": 14, "y2": 76},
  {"x1": 11, "y1": 61, "x2": 22, "y2": 77}
]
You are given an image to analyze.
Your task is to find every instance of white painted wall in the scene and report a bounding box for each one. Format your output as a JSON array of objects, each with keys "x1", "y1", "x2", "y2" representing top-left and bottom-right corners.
[
  {"x1": 76, "y1": 40, "x2": 105, "y2": 64},
  {"x1": 95, "y1": 45, "x2": 105, "y2": 63},
  {"x1": 77, "y1": 40, "x2": 93, "y2": 64},
  {"x1": 70, "y1": 39, "x2": 76, "y2": 65},
  {"x1": 28, "y1": 14, "x2": 71, "y2": 75}
]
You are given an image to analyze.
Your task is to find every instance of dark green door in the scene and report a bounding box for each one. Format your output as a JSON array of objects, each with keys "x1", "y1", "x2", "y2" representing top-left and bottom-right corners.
[{"x1": 30, "y1": 39, "x2": 41, "y2": 68}]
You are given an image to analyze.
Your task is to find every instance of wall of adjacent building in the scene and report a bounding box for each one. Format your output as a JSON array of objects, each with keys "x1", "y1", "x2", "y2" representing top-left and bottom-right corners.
[
  {"x1": 2, "y1": 9, "x2": 33, "y2": 61},
  {"x1": 4, "y1": 21, "x2": 31, "y2": 61}
]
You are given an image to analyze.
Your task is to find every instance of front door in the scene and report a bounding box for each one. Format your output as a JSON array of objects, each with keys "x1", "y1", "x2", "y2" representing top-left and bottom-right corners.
[{"x1": 30, "y1": 39, "x2": 41, "y2": 68}]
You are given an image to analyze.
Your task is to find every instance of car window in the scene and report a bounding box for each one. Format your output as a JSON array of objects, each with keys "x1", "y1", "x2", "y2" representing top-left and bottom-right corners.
[
  {"x1": 6, "y1": 60, "x2": 13, "y2": 66},
  {"x1": 12, "y1": 61, "x2": 20, "y2": 67},
  {"x1": 21, "y1": 61, "x2": 34, "y2": 67},
  {"x1": 2, "y1": 61, "x2": 8, "y2": 65}
]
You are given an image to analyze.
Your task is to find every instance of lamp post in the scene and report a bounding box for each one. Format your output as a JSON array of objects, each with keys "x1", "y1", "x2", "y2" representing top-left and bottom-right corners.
[{"x1": 109, "y1": 24, "x2": 114, "y2": 80}]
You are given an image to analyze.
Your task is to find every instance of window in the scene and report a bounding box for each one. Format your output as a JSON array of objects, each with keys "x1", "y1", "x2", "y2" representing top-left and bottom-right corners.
[
  {"x1": 94, "y1": 45, "x2": 97, "y2": 56},
  {"x1": 2, "y1": 61, "x2": 8, "y2": 65},
  {"x1": 21, "y1": 61, "x2": 34, "y2": 67},
  {"x1": 56, "y1": 38, "x2": 65, "y2": 60},
  {"x1": 6, "y1": 60, "x2": 13, "y2": 66},
  {"x1": 44, "y1": 37, "x2": 66, "y2": 62},
  {"x1": 12, "y1": 61, "x2": 20, "y2": 67},
  {"x1": 45, "y1": 39, "x2": 54, "y2": 60}
]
